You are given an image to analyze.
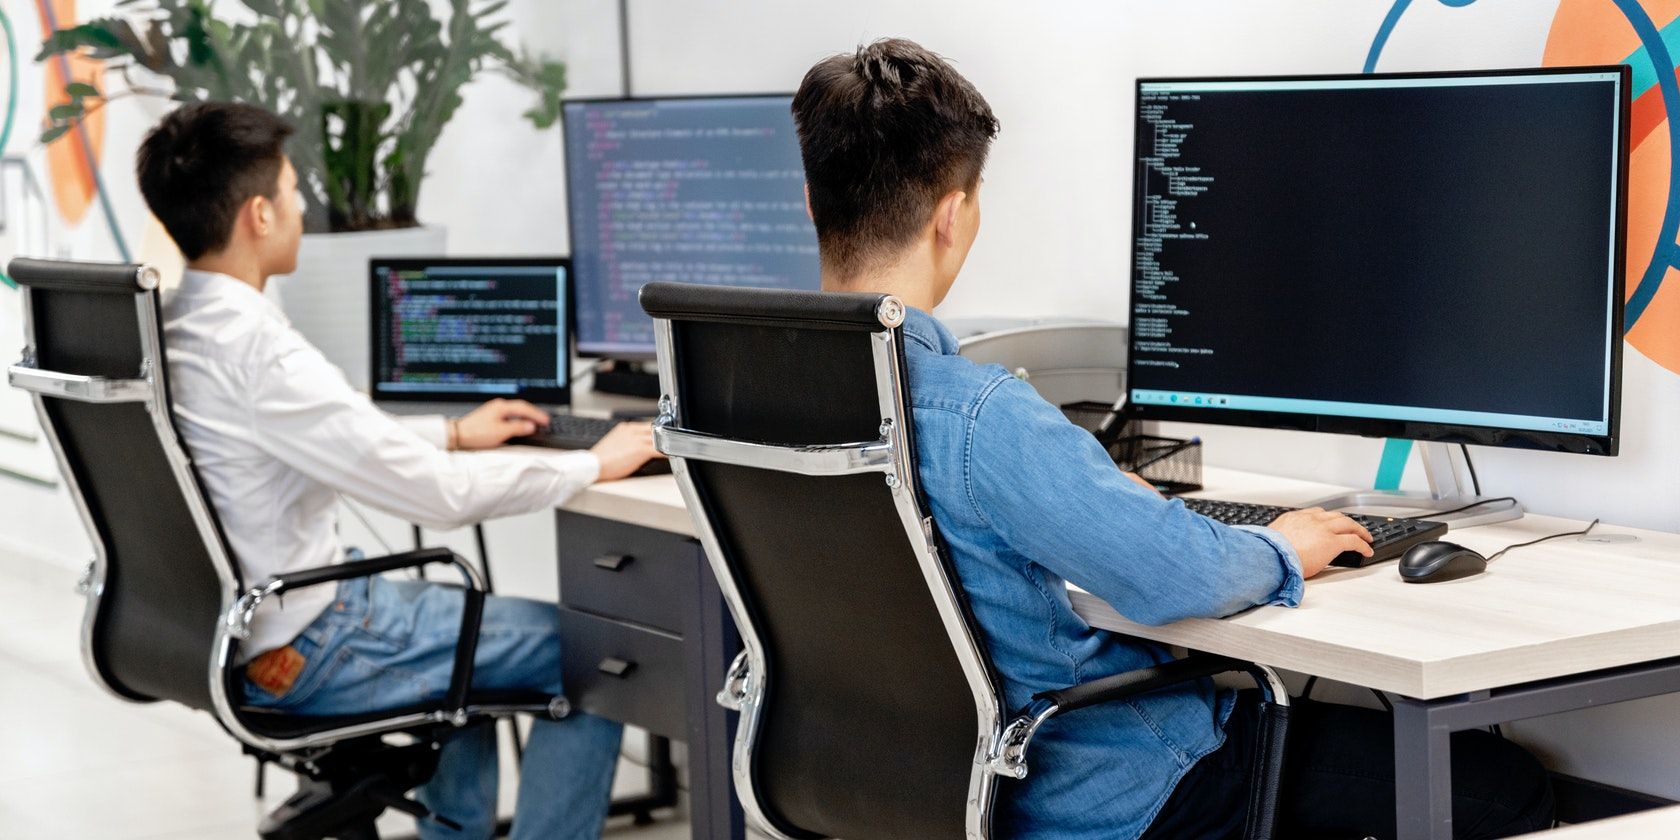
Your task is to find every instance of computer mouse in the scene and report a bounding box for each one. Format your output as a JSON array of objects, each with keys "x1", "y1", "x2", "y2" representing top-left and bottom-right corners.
[{"x1": 1398, "y1": 541, "x2": 1488, "y2": 584}]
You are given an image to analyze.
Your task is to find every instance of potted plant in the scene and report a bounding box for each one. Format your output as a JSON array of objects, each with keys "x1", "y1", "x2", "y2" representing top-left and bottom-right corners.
[{"x1": 37, "y1": 0, "x2": 568, "y2": 388}]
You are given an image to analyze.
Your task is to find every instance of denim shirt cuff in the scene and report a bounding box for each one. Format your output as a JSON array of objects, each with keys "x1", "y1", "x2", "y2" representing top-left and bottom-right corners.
[{"x1": 1232, "y1": 525, "x2": 1305, "y2": 607}]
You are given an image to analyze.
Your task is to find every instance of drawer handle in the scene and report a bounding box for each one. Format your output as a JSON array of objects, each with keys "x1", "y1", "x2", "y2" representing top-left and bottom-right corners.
[
  {"x1": 593, "y1": 554, "x2": 634, "y2": 572},
  {"x1": 597, "y1": 657, "x2": 637, "y2": 678}
]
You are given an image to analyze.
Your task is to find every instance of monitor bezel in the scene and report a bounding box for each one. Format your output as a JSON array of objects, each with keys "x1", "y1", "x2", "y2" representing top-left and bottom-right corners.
[
  {"x1": 368, "y1": 256, "x2": 574, "y2": 406},
  {"x1": 560, "y1": 92, "x2": 801, "y2": 360},
  {"x1": 1123, "y1": 65, "x2": 1629, "y2": 456}
]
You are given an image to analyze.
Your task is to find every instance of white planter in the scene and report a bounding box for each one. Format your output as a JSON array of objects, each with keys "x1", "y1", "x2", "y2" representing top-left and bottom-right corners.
[{"x1": 273, "y1": 226, "x2": 447, "y2": 391}]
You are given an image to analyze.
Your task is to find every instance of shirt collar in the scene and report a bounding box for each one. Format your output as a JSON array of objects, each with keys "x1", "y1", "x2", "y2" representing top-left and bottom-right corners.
[
  {"x1": 901, "y1": 307, "x2": 960, "y2": 356},
  {"x1": 177, "y1": 269, "x2": 287, "y2": 323}
]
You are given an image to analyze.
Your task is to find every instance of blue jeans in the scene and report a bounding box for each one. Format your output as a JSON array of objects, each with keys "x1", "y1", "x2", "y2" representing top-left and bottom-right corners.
[{"x1": 244, "y1": 576, "x2": 624, "y2": 840}]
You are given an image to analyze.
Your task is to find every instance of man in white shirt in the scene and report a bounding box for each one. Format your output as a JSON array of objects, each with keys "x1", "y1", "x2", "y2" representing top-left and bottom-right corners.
[{"x1": 138, "y1": 102, "x2": 655, "y2": 839}]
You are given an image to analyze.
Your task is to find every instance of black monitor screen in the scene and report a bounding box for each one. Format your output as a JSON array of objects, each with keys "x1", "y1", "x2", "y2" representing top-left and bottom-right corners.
[
  {"x1": 1127, "y1": 69, "x2": 1626, "y2": 453},
  {"x1": 564, "y1": 95, "x2": 820, "y2": 357},
  {"x1": 371, "y1": 258, "x2": 571, "y2": 403}
]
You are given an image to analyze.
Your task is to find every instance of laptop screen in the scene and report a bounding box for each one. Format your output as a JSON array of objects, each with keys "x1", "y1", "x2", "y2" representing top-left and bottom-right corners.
[{"x1": 370, "y1": 257, "x2": 572, "y2": 404}]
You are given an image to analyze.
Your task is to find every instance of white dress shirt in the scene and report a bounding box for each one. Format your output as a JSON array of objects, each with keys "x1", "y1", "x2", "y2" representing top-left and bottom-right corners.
[{"x1": 162, "y1": 270, "x2": 599, "y2": 658}]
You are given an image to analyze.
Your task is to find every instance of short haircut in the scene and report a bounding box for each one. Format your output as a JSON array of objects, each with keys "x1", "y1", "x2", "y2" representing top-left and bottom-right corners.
[
  {"x1": 136, "y1": 102, "x2": 295, "y2": 260},
  {"x1": 792, "y1": 38, "x2": 999, "y2": 280}
]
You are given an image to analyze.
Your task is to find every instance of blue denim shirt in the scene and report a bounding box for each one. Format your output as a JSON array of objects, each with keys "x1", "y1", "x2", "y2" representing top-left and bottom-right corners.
[{"x1": 901, "y1": 309, "x2": 1303, "y2": 840}]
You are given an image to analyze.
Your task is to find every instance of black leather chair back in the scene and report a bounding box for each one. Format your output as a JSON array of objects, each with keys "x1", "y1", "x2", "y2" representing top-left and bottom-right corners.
[
  {"x1": 8, "y1": 258, "x2": 232, "y2": 712},
  {"x1": 643, "y1": 283, "x2": 1001, "y2": 839}
]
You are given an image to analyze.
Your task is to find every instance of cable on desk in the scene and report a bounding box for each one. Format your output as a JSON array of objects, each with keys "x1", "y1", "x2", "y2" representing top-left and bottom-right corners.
[
  {"x1": 1423, "y1": 496, "x2": 1520, "y2": 520},
  {"x1": 1487, "y1": 520, "x2": 1599, "y2": 562}
]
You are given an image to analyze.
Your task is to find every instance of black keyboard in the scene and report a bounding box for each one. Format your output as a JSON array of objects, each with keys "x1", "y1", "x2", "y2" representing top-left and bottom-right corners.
[
  {"x1": 1182, "y1": 498, "x2": 1447, "y2": 568},
  {"x1": 510, "y1": 413, "x2": 672, "y2": 476}
]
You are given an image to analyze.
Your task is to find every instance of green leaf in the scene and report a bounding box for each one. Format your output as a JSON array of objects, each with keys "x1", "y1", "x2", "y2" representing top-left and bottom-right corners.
[
  {"x1": 40, "y1": 125, "x2": 72, "y2": 144},
  {"x1": 522, "y1": 103, "x2": 558, "y2": 130},
  {"x1": 64, "y1": 82, "x2": 100, "y2": 99},
  {"x1": 48, "y1": 103, "x2": 83, "y2": 121},
  {"x1": 34, "y1": 22, "x2": 127, "y2": 61}
]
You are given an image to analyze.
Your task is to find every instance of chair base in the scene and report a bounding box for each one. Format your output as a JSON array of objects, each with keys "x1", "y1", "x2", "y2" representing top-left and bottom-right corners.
[{"x1": 257, "y1": 737, "x2": 448, "y2": 840}]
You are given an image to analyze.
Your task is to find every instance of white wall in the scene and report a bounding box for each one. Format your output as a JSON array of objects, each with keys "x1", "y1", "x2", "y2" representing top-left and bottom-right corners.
[{"x1": 4, "y1": 0, "x2": 1678, "y2": 803}]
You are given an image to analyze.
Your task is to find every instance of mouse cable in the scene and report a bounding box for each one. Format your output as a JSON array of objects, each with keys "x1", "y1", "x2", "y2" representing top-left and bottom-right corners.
[{"x1": 1486, "y1": 519, "x2": 1599, "y2": 563}]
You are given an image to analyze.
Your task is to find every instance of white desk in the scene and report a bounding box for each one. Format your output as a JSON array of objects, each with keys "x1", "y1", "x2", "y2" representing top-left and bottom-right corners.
[
  {"x1": 562, "y1": 466, "x2": 1680, "y2": 840},
  {"x1": 1069, "y1": 468, "x2": 1680, "y2": 700},
  {"x1": 559, "y1": 470, "x2": 694, "y2": 536},
  {"x1": 1523, "y1": 805, "x2": 1680, "y2": 837}
]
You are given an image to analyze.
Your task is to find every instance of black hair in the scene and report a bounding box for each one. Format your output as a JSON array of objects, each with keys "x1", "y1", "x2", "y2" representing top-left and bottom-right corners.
[
  {"x1": 136, "y1": 102, "x2": 295, "y2": 260},
  {"x1": 792, "y1": 38, "x2": 999, "y2": 280}
]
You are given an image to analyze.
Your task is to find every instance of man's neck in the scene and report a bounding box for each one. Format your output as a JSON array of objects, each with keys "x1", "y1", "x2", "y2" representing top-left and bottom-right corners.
[
  {"x1": 821, "y1": 254, "x2": 942, "y2": 313},
  {"x1": 187, "y1": 252, "x2": 267, "y2": 293}
]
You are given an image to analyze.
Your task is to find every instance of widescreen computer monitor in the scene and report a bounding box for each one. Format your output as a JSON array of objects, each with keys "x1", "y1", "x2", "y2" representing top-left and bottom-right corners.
[
  {"x1": 563, "y1": 95, "x2": 821, "y2": 358},
  {"x1": 370, "y1": 257, "x2": 572, "y2": 404},
  {"x1": 1125, "y1": 67, "x2": 1628, "y2": 455}
]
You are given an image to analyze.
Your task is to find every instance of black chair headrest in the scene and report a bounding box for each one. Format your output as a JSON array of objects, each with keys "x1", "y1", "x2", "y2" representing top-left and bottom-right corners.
[
  {"x1": 9, "y1": 258, "x2": 158, "y2": 295},
  {"x1": 640, "y1": 282, "x2": 904, "y2": 331}
]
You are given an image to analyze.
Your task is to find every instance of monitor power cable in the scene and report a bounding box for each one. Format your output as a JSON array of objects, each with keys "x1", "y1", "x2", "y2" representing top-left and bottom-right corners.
[
  {"x1": 1412, "y1": 496, "x2": 1521, "y2": 519},
  {"x1": 1459, "y1": 443, "x2": 1482, "y2": 496}
]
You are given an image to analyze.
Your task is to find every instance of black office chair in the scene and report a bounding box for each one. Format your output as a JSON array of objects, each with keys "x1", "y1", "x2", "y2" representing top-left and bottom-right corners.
[
  {"x1": 6, "y1": 258, "x2": 566, "y2": 840},
  {"x1": 640, "y1": 282, "x2": 1293, "y2": 839}
]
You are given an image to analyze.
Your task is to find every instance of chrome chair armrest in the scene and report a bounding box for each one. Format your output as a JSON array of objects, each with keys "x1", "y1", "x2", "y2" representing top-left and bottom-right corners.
[
  {"x1": 1035, "y1": 653, "x2": 1285, "y2": 714},
  {"x1": 225, "y1": 547, "x2": 489, "y2": 722},
  {"x1": 990, "y1": 653, "x2": 1291, "y2": 839}
]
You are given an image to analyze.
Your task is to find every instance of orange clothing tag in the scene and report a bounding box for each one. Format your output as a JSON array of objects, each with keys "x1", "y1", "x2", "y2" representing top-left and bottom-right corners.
[{"x1": 247, "y1": 645, "x2": 307, "y2": 697}]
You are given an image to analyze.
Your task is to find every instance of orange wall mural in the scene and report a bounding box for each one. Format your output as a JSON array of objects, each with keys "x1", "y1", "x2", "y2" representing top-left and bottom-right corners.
[
  {"x1": 36, "y1": 0, "x2": 103, "y2": 227},
  {"x1": 1546, "y1": 0, "x2": 1680, "y2": 375}
]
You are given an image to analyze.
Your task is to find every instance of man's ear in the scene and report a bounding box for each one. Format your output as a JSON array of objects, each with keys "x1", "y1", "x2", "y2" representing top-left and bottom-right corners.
[
  {"x1": 804, "y1": 182, "x2": 814, "y2": 222},
  {"x1": 242, "y1": 194, "x2": 272, "y2": 239},
  {"x1": 933, "y1": 189, "x2": 968, "y2": 248}
]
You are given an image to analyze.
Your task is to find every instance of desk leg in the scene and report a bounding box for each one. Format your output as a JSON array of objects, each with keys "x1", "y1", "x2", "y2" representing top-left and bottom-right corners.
[
  {"x1": 685, "y1": 554, "x2": 744, "y2": 840},
  {"x1": 1393, "y1": 698, "x2": 1453, "y2": 840}
]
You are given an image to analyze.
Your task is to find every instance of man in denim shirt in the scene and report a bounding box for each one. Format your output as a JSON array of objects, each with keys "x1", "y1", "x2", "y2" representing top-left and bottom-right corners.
[{"x1": 791, "y1": 39, "x2": 1553, "y2": 839}]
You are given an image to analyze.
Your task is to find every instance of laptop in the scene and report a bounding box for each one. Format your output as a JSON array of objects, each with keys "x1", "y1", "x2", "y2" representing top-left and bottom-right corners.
[{"x1": 369, "y1": 257, "x2": 664, "y2": 466}]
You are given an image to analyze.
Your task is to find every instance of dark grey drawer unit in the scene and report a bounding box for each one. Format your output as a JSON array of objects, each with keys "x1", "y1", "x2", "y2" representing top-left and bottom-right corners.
[
  {"x1": 558, "y1": 514, "x2": 700, "y2": 635},
  {"x1": 554, "y1": 510, "x2": 743, "y2": 840},
  {"x1": 559, "y1": 608, "x2": 686, "y2": 738}
]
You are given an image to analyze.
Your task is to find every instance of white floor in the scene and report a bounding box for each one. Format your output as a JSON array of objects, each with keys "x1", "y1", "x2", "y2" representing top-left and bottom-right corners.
[{"x1": 0, "y1": 560, "x2": 693, "y2": 839}]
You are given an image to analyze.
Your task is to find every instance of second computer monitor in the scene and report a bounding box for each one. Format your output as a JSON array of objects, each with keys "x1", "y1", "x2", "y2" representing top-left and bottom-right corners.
[
  {"x1": 563, "y1": 95, "x2": 821, "y2": 357},
  {"x1": 1125, "y1": 67, "x2": 1628, "y2": 455}
]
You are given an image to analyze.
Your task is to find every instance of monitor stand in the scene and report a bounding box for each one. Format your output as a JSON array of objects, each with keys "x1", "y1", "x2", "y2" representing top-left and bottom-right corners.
[
  {"x1": 1307, "y1": 441, "x2": 1523, "y2": 528},
  {"x1": 592, "y1": 360, "x2": 662, "y2": 399}
]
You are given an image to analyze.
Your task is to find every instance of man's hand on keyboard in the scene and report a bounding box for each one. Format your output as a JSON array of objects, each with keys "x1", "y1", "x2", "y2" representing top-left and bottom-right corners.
[
  {"x1": 454, "y1": 398, "x2": 550, "y2": 450},
  {"x1": 1265, "y1": 508, "x2": 1374, "y2": 578},
  {"x1": 591, "y1": 422, "x2": 664, "y2": 481}
]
